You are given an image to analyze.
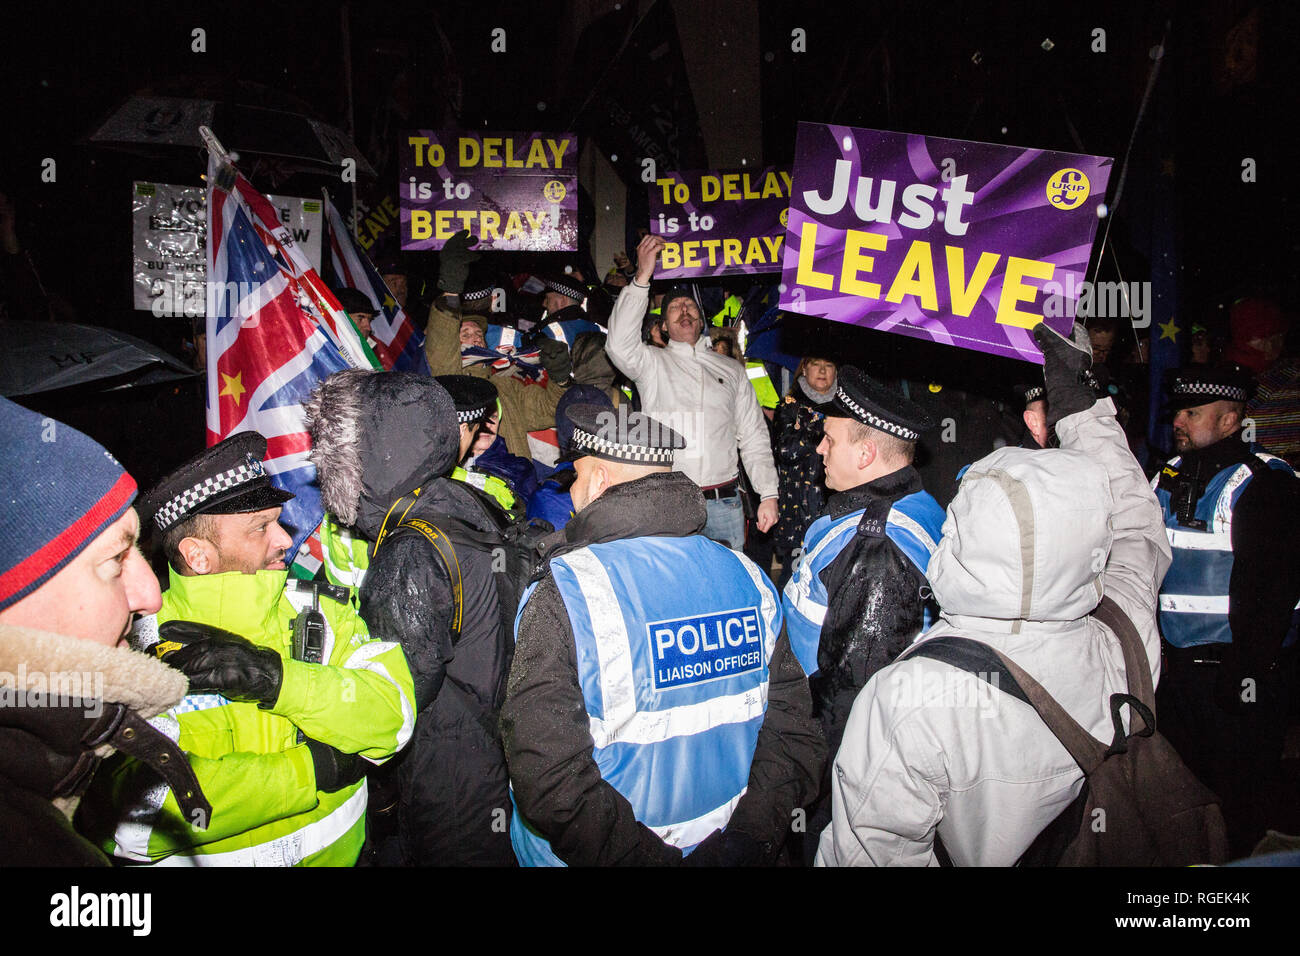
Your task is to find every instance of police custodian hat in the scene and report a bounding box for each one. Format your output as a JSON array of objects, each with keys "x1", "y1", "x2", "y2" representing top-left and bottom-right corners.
[
  {"x1": 434, "y1": 375, "x2": 499, "y2": 424},
  {"x1": 1163, "y1": 366, "x2": 1253, "y2": 413},
  {"x1": 142, "y1": 432, "x2": 294, "y2": 535},
  {"x1": 565, "y1": 404, "x2": 686, "y2": 466},
  {"x1": 824, "y1": 365, "x2": 935, "y2": 442}
]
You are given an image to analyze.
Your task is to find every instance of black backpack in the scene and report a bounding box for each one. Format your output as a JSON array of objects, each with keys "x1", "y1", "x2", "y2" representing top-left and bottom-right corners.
[
  {"x1": 905, "y1": 597, "x2": 1230, "y2": 866},
  {"x1": 373, "y1": 484, "x2": 553, "y2": 643}
]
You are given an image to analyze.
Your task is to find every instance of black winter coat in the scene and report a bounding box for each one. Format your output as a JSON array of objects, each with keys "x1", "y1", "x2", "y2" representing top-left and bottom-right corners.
[
  {"x1": 309, "y1": 370, "x2": 515, "y2": 866},
  {"x1": 500, "y1": 472, "x2": 826, "y2": 866},
  {"x1": 360, "y1": 479, "x2": 517, "y2": 866}
]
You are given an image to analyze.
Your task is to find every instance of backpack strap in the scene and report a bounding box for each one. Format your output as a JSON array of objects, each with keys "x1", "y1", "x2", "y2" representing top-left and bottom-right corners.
[
  {"x1": 904, "y1": 636, "x2": 1108, "y2": 774},
  {"x1": 1088, "y1": 595, "x2": 1156, "y2": 724}
]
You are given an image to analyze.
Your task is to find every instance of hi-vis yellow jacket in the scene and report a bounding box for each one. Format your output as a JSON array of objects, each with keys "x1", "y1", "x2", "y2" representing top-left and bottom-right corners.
[{"x1": 89, "y1": 568, "x2": 414, "y2": 867}]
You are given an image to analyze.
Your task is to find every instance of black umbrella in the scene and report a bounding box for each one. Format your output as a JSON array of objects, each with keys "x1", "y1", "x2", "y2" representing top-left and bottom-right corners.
[{"x1": 0, "y1": 321, "x2": 197, "y2": 397}]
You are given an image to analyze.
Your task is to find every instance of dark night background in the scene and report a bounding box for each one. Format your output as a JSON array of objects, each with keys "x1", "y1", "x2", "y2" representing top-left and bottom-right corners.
[{"x1": 1, "y1": 0, "x2": 1295, "y2": 487}]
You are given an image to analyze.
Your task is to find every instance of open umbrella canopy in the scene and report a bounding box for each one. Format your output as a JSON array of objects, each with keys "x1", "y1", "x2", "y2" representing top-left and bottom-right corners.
[
  {"x1": 88, "y1": 94, "x2": 376, "y2": 179},
  {"x1": 0, "y1": 321, "x2": 197, "y2": 397}
]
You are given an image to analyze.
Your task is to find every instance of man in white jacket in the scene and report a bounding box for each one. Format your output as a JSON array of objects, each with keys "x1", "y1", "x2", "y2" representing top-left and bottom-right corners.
[
  {"x1": 605, "y1": 234, "x2": 778, "y2": 549},
  {"x1": 816, "y1": 322, "x2": 1171, "y2": 866}
]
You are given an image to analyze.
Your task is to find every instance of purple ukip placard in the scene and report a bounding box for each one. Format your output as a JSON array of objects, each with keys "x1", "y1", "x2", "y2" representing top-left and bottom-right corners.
[
  {"x1": 779, "y1": 122, "x2": 1113, "y2": 364},
  {"x1": 648, "y1": 166, "x2": 791, "y2": 280},
  {"x1": 400, "y1": 130, "x2": 577, "y2": 252}
]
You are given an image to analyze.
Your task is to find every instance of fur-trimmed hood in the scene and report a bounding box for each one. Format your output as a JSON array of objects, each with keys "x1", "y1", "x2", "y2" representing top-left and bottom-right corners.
[
  {"x1": 305, "y1": 370, "x2": 461, "y2": 539},
  {"x1": 0, "y1": 624, "x2": 186, "y2": 718}
]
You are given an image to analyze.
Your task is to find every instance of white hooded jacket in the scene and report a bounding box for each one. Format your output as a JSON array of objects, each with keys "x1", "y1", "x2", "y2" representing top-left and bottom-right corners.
[
  {"x1": 815, "y1": 398, "x2": 1171, "y2": 866},
  {"x1": 606, "y1": 281, "x2": 778, "y2": 498}
]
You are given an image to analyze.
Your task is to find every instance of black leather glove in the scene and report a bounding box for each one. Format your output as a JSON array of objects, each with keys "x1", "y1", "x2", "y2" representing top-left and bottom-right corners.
[
  {"x1": 437, "y1": 229, "x2": 480, "y2": 295},
  {"x1": 1032, "y1": 320, "x2": 1097, "y2": 430},
  {"x1": 305, "y1": 738, "x2": 368, "y2": 792},
  {"x1": 537, "y1": 336, "x2": 572, "y2": 384},
  {"x1": 680, "y1": 828, "x2": 764, "y2": 866},
  {"x1": 156, "y1": 620, "x2": 284, "y2": 709}
]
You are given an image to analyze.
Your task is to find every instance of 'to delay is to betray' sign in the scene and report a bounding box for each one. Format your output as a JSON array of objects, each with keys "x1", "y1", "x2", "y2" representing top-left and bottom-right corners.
[
  {"x1": 400, "y1": 130, "x2": 577, "y2": 251},
  {"x1": 648, "y1": 166, "x2": 792, "y2": 280},
  {"x1": 779, "y1": 122, "x2": 1113, "y2": 364}
]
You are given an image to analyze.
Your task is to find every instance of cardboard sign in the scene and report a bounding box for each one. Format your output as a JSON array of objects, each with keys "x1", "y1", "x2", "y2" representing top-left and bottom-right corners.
[
  {"x1": 132, "y1": 182, "x2": 322, "y2": 317},
  {"x1": 779, "y1": 123, "x2": 1113, "y2": 363},
  {"x1": 648, "y1": 166, "x2": 790, "y2": 279},
  {"x1": 399, "y1": 130, "x2": 577, "y2": 251}
]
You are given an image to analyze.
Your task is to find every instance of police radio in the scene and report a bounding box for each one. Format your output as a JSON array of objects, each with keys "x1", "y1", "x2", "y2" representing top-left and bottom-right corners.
[{"x1": 292, "y1": 586, "x2": 326, "y2": 664}]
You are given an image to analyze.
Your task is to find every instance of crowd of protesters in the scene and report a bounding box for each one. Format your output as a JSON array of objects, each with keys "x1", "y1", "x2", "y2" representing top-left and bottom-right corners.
[{"x1": 4, "y1": 198, "x2": 1300, "y2": 868}]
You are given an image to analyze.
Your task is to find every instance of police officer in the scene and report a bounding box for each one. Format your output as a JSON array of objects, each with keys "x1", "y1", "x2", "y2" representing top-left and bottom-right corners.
[
  {"x1": 1153, "y1": 366, "x2": 1300, "y2": 856},
  {"x1": 781, "y1": 365, "x2": 946, "y2": 863},
  {"x1": 534, "y1": 272, "x2": 605, "y2": 347},
  {"x1": 434, "y1": 375, "x2": 524, "y2": 514},
  {"x1": 80, "y1": 432, "x2": 415, "y2": 866},
  {"x1": 502, "y1": 405, "x2": 825, "y2": 865}
]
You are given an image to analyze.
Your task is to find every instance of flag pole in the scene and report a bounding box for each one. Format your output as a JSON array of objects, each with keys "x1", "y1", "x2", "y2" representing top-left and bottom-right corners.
[{"x1": 198, "y1": 125, "x2": 231, "y2": 165}]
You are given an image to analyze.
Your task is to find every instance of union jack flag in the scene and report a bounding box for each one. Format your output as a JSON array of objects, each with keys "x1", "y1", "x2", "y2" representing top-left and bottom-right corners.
[
  {"x1": 324, "y1": 196, "x2": 429, "y2": 374},
  {"x1": 205, "y1": 153, "x2": 367, "y2": 563}
]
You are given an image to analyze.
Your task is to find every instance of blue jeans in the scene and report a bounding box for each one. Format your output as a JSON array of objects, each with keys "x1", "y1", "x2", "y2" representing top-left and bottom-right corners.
[{"x1": 703, "y1": 494, "x2": 745, "y2": 550}]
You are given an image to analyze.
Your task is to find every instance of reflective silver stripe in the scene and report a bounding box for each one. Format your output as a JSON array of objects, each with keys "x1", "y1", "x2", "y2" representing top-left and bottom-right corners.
[
  {"x1": 343, "y1": 640, "x2": 416, "y2": 756},
  {"x1": 563, "y1": 549, "x2": 638, "y2": 745},
  {"x1": 782, "y1": 513, "x2": 860, "y2": 626},
  {"x1": 788, "y1": 586, "x2": 827, "y2": 626},
  {"x1": 1166, "y1": 529, "x2": 1232, "y2": 552},
  {"x1": 111, "y1": 712, "x2": 181, "y2": 862},
  {"x1": 1160, "y1": 594, "x2": 1230, "y2": 614},
  {"x1": 151, "y1": 784, "x2": 368, "y2": 867},
  {"x1": 888, "y1": 510, "x2": 939, "y2": 556},
  {"x1": 730, "y1": 550, "x2": 780, "y2": 660},
  {"x1": 589, "y1": 687, "x2": 769, "y2": 748},
  {"x1": 650, "y1": 787, "x2": 747, "y2": 849}
]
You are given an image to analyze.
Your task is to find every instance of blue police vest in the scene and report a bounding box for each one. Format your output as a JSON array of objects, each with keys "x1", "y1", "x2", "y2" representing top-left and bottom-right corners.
[
  {"x1": 782, "y1": 490, "x2": 946, "y2": 676},
  {"x1": 509, "y1": 535, "x2": 782, "y2": 867},
  {"x1": 1153, "y1": 446, "x2": 1299, "y2": 648}
]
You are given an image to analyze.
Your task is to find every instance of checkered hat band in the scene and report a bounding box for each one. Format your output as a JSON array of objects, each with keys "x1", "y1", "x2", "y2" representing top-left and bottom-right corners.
[
  {"x1": 1173, "y1": 382, "x2": 1247, "y2": 402},
  {"x1": 1024, "y1": 386, "x2": 1044, "y2": 403},
  {"x1": 457, "y1": 406, "x2": 492, "y2": 424},
  {"x1": 836, "y1": 387, "x2": 920, "y2": 442},
  {"x1": 547, "y1": 280, "x2": 585, "y2": 300},
  {"x1": 154, "y1": 459, "x2": 266, "y2": 530},
  {"x1": 463, "y1": 287, "x2": 492, "y2": 302},
  {"x1": 571, "y1": 426, "x2": 675, "y2": 464}
]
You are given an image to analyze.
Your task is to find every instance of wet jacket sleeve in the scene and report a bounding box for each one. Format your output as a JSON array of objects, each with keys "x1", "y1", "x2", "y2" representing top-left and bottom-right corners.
[
  {"x1": 271, "y1": 599, "x2": 415, "y2": 762},
  {"x1": 501, "y1": 571, "x2": 683, "y2": 866},
  {"x1": 723, "y1": 631, "x2": 826, "y2": 852},
  {"x1": 359, "y1": 535, "x2": 457, "y2": 714},
  {"x1": 1055, "y1": 397, "x2": 1171, "y2": 683},
  {"x1": 816, "y1": 534, "x2": 929, "y2": 757}
]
